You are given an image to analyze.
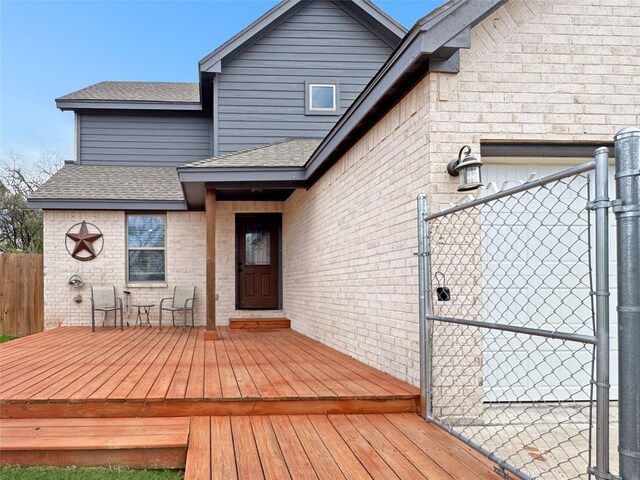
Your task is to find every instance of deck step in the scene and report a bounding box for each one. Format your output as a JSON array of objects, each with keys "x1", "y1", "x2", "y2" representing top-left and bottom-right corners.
[
  {"x1": 229, "y1": 317, "x2": 290, "y2": 329},
  {"x1": 184, "y1": 414, "x2": 503, "y2": 480},
  {"x1": 0, "y1": 417, "x2": 189, "y2": 468}
]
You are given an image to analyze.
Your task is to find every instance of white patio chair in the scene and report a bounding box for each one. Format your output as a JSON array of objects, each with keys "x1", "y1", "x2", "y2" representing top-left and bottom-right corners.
[
  {"x1": 159, "y1": 286, "x2": 196, "y2": 331},
  {"x1": 91, "y1": 285, "x2": 124, "y2": 332}
]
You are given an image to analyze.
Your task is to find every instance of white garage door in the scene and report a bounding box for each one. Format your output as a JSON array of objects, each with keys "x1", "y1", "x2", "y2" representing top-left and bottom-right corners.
[{"x1": 481, "y1": 162, "x2": 618, "y2": 402}]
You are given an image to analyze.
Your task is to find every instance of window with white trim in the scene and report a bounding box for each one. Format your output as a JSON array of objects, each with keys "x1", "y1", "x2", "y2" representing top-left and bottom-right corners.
[
  {"x1": 305, "y1": 81, "x2": 339, "y2": 115},
  {"x1": 127, "y1": 214, "x2": 166, "y2": 282},
  {"x1": 309, "y1": 84, "x2": 336, "y2": 111}
]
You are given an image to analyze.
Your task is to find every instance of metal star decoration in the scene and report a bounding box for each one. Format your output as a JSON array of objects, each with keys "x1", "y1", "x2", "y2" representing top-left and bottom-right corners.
[{"x1": 65, "y1": 221, "x2": 103, "y2": 260}]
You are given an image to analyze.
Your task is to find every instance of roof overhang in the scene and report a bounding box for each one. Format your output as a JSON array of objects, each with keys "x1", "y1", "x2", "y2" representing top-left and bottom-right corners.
[
  {"x1": 27, "y1": 198, "x2": 188, "y2": 211},
  {"x1": 178, "y1": 166, "x2": 306, "y2": 207},
  {"x1": 56, "y1": 100, "x2": 203, "y2": 112}
]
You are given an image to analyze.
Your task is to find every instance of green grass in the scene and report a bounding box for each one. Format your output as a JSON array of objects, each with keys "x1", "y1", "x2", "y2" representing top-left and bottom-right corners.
[
  {"x1": 0, "y1": 335, "x2": 17, "y2": 343},
  {"x1": 0, "y1": 467, "x2": 183, "y2": 479}
]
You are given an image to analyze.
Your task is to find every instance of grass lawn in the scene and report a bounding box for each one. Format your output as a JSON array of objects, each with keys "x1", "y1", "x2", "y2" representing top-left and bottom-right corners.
[
  {"x1": 0, "y1": 335, "x2": 17, "y2": 343},
  {"x1": 0, "y1": 467, "x2": 183, "y2": 479}
]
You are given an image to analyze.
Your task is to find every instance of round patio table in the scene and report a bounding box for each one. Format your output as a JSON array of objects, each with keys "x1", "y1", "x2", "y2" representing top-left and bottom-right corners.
[{"x1": 132, "y1": 304, "x2": 155, "y2": 327}]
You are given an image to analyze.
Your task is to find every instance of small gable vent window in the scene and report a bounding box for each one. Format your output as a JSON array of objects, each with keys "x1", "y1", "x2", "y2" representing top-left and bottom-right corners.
[{"x1": 306, "y1": 81, "x2": 340, "y2": 116}]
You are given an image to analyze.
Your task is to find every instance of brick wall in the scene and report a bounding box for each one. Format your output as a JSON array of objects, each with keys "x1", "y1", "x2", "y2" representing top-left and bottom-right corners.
[
  {"x1": 43, "y1": 202, "x2": 284, "y2": 330},
  {"x1": 428, "y1": 0, "x2": 640, "y2": 210},
  {"x1": 283, "y1": 77, "x2": 431, "y2": 385},
  {"x1": 283, "y1": 0, "x2": 640, "y2": 387},
  {"x1": 43, "y1": 210, "x2": 206, "y2": 329}
]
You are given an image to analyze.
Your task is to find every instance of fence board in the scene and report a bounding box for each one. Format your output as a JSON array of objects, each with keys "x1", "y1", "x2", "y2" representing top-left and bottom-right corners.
[{"x1": 0, "y1": 254, "x2": 44, "y2": 337}]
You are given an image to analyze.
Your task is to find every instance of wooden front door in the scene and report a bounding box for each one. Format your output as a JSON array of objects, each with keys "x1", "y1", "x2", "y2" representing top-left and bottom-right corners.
[{"x1": 236, "y1": 214, "x2": 281, "y2": 309}]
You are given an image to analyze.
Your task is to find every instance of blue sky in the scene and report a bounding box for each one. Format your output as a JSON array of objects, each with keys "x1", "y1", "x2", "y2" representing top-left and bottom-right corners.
[{"x1": 0, "y1": 0, "x2": 443, "y2": 164}]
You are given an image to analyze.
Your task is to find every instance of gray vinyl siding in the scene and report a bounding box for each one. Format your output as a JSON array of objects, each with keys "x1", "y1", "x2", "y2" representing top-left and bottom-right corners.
[
  {"x1": 78, "y1": 114, "x2": 212, "y2": 166},
  {"x1": 217, "y1": 0, "x2": 394, "y2": 154}
]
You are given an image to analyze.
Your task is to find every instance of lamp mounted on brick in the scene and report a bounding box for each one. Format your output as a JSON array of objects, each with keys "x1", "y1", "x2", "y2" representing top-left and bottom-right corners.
[{"x1": 447, "y1": 145, "x2": 483, "y2": 192}]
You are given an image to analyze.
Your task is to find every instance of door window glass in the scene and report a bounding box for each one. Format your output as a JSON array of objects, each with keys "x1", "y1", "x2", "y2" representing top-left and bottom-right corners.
[{"x1": 245, "y1": 227, "x2": 270, "y2": 265}]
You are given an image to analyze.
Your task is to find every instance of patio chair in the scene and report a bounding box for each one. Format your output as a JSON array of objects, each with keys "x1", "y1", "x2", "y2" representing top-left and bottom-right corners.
[
  {"x1": 91, "y1": 285, "x2": 124, "y2": 333},
  {"x1": 159, "y1": 286, "x2": 196, "y2": 331}
]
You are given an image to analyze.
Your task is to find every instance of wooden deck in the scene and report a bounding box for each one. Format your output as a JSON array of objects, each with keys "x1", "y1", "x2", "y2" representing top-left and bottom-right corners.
[
  {"x1": 0, "y1": 417, "x2": 189, "y2": 468},
  {"x1": 184, "y1": 414, "x2": 504, "y2": 480},
  {"x1": 0, "y1": 328, "x2": 502, "y2": 478},
  {"x1": 0, "y1": 327, "x2": 418, "y2": 418}
]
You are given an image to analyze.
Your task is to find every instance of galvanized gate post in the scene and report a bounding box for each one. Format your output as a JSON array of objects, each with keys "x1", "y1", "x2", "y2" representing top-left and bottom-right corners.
[
  {"x1": 614, "y1": 127, "x2": 640, "y2": 480},
  {"x1": 591, "y1": 147, "x2": 611, "y2": 480},
  {"x1": 417, "y1": 194, "x2": 433, "y2": 419}
]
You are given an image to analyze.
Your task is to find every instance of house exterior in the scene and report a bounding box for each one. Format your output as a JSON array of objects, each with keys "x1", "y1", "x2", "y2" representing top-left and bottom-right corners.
[{"x1": 30, "y1": 0, "x2": 640, "y2": 390}]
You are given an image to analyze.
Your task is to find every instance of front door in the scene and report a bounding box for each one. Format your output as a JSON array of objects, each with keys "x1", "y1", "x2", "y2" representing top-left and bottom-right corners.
[{"x1": 236, "y1": 214, "x2": 280, "y2": 309}]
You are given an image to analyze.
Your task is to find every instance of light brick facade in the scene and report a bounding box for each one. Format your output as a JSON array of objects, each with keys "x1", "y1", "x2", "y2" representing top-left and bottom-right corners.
[
  {"x1": 43, "y1": 202, "x2": 283, "y2": 330},
  {"x1": 283, "y1": 78, "x2": 430, "y2": 385},
  {"x1": 43, "y1": 211, "x2": 207, "y2": 329},
  {"x1": 283, "y1": 0, "x2": 640, "y2": 387},
  {"x1": 42, "y1": 0, "x2": 639, "y2": 390}
]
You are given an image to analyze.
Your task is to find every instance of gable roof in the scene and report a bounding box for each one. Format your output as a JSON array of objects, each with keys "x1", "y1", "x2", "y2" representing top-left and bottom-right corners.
[
  {"x1": 56, "y1": 82, "x2": 201, "y2": 111},
  {"x1": 184, "y1": 139, "x2": 322, "y2": 169},
  {"x1": 36, "y1": 0, "x2": 510, "y2": 210},
  {"x1": 303, "y1": 0, "x2": 507, "y2": 183},
  {"x1": 28, "y1": 165, "x2": 186, "y2": 210},
  {"x1": 199, "y1": 0, "x2": 407, "y2": 73},
  {"x1": 178, "y1": 0, "x2": 508, "y2": 208}
]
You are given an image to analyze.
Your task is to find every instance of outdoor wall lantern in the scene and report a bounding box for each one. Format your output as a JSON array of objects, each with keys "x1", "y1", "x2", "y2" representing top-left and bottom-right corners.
[{"x1": 447, "y1": 145, "x2": 483, "y2": 192}]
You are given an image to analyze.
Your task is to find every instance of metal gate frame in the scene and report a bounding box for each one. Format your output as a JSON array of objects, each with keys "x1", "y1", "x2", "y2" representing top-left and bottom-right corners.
[{"x1": 417, "y1": 127, "x2": 640, "y2": 479}]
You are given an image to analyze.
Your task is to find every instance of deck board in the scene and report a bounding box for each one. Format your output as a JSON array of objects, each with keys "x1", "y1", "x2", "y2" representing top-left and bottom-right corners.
[
  {"x1": 184, "y1": 417, "x2": 211, "y2": 480},
  {"x1": 270, "y1": 415, "x2": 319, "y2": 480},
  {"x1": 127, "y1": 328, "x2": 183, "y2": 401},
  {"x1": 211, "y1": 416, "x2": 239, "y2": 479},
  {"x1": 309, "y1": 415, "x2": 371, "y2": 480},
  {"x1": 231, "y1": 416, "x2": 266, "y2": 480},
  {"x1": 290, "y1": 415, "x2": 348, "y2": 480},
  {"x1": 0, "y1": 327, "x2": 418, "y2": 418}
]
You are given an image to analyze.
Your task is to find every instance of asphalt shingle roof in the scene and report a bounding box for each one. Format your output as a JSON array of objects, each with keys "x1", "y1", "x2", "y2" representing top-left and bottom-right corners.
[
  {"x1": 184, "y1": 138, "x2": 322, "y2": 168},
  {"x1": 57, "y1": 81, "x2": 200, "y2": 103},
  {"x1": 29, "y1": 165, "x2": 185, "y2": 202}
]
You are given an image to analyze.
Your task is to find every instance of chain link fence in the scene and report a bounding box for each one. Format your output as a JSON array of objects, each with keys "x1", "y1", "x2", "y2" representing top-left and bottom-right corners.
[{"x1": 419, "y1": 163, "x2": 608, "y2": 480}]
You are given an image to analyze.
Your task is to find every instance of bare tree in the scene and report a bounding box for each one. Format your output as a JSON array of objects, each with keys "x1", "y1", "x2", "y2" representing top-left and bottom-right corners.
[{"x1": 0, "y1": 150, "x2": 64, "y2": 253}]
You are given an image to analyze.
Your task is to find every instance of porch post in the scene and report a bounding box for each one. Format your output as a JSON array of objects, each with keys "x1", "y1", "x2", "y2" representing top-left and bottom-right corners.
[{"x1": 204, "y1": 187, "x2": 219, "y2": 340}]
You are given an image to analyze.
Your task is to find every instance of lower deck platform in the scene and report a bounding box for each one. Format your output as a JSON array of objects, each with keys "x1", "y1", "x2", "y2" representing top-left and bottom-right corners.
[
  {"x1": 185, "y1": 413, "x2": 504, "y2": 479},
  {"x1": 0, "y1": 414, "x2": 503, "y2": 479}
]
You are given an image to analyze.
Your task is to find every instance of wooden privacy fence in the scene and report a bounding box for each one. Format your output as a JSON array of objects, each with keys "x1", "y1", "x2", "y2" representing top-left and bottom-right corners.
[{"x1": 0, "y1": 254, "x2": 44, "y2": 337}]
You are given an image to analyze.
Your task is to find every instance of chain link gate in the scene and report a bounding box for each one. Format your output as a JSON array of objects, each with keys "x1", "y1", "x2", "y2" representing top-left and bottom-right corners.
[{"x1": 417, "y1": 151, "x2": 616, "y2": 479}]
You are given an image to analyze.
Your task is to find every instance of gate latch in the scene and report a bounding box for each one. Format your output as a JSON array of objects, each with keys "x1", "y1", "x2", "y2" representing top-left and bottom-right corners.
[{"x1": 435, "y1": 272, "x2": 451, "y2": 302}]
